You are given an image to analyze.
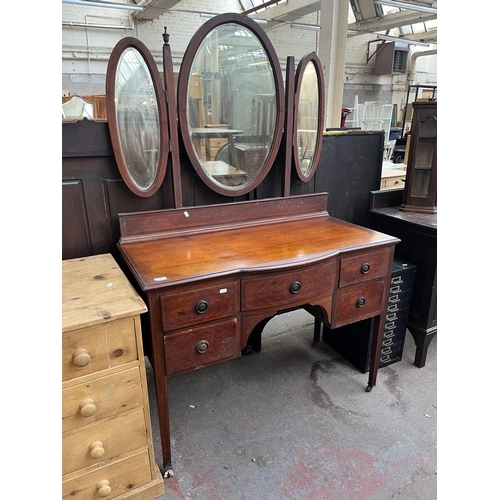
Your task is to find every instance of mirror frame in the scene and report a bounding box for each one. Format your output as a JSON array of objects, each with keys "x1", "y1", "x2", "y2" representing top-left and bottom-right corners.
[
  {"x1": 106, "y1": 37, "x2": 169, "y2": 198},
  {"x1": 293, "y1": 53, "x2": 325, "y2": 183},
  {"x1": 177, "y1": 13, "x2": 285, "y2": 197}
]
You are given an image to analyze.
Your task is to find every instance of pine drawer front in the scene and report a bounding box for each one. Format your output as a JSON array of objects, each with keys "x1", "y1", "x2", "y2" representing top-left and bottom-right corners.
[
  {"x1": 164, "y1": 318, "x2": 239, "y2": 376},
  {"x1": 62, "y1": 318, "x2": 138, "y2": 382},
  {"x1": 62, "y1": 449, "x2": 153, "y2": 500},
  {"x1": 62, "y1": 409, "x2": 148, "y2": 476},
  {"x1": 62, "y1": 366, "x2": 143, "y2": 433},
  {"x1": 161, "y1": 281, "x2": 238, "y2": 332},
  {"x1": 241, "y1": 260, "x2": 336, "y2": 311},
  {"x1": 338, "y1": 249, "x2": 390, "y2": 288},
  {"x1": 333, "y1": 280, "x2": 385, "y2": 328}
]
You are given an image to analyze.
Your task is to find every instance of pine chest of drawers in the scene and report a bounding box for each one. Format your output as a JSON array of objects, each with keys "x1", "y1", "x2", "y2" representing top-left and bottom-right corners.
[{"x1": 62, "y1": 254, "x2": 164, "y2": 500}]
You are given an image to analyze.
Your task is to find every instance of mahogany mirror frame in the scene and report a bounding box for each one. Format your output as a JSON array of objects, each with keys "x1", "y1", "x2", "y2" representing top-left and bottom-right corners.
[
  {"x1": 177, "y1": 13, "x2": 285, "y2": 197},
  {"x1": 293, "y1": 52, "x2": 325, "y2": 183},
  {"x1": 106, "y1": 37, "x2": 169, "y2": 198}
]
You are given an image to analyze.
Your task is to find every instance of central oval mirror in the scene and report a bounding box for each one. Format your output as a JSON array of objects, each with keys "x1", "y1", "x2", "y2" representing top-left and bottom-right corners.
[{"x1": 178, "y1": 14, "x2": 285, "y2": 196}]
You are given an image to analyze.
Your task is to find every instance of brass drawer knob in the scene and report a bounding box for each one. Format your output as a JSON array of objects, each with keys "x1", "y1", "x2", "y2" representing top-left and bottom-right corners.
[
  {"x1": 290, "y1": 281, "x2": 302, "y2": 294},
  {"x1": 72, "y1": 348, "x2": 91, "y2": 367},
  {"x1": 195, "y1": 340, "x2": 210, "y2": 354},
  {"x1": 89, "y1": 441, "x2": 105, "y2": 460},
  {"x1": 195, "y1": 300, "x2": 209, "y2": 314},
  {"x1": 97, "y1": 480, "x2": 112, "y2": 498},
  {"x1": 360, "y1": 263, "x2": 371, "y2": 274},
  {"x1": 356, "y1": 296, "x2": 366, "y2": 308},
  {"x1": 79, "y1": 398, "x2": 97, "y2": 417}
]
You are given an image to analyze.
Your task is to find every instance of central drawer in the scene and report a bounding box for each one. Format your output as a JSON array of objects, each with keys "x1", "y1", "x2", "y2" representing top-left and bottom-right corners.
[
  {"x1": 164, "y1": 318, "x2": 239, "y2": 375},
  {"x1": 241, "y1": 259, "x2": 336, "y2": 311}
]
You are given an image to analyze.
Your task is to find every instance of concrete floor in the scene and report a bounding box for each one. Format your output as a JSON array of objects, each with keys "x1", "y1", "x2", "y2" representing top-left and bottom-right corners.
[{"x1": 145, "y1": 308, "x2": 437, "y2": 500}]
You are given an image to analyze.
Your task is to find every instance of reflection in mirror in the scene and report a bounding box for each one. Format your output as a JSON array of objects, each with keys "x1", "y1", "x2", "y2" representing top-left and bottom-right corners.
[
  {"x1": 297, "y1": 61, "x2": 319, "y2": 177},
  {"x1": 187, "y1": 23, "x2": 277, "y2": 189},
  {"x1": 115, "y1": 47, "x2": 161, "y2": 192}
]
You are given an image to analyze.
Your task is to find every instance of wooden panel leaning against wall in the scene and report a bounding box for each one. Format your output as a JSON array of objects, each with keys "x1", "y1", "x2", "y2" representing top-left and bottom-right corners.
[{"x1": 62, "y1": 118, "x2": 385, "y2": 261}]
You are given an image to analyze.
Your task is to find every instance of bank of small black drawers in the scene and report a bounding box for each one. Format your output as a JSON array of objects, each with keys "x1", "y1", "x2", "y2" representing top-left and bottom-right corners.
[{"x1": 323, "y1": 259, "x2": 416, "y2": 373}]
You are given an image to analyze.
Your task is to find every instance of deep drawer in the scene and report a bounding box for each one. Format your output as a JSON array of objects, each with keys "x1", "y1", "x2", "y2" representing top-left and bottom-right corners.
[
  {"x1": 241, "y1": 259, "x2": 335, "y2": 311},
  {"x1": 338, "y1": 249, "x2": 390, "y2": 288},
  {"x1": 62, "y1": 366, "x2": 143, "y2": 433},
  {"x1": 62, "y1": 449, "x2": 153, "y2": 500},
  {"x1": 62, "y1": 409, "x2": 148, "y2": 476},
  {"x1": 161, "y1": 281, "x2": 238, "y2": 332},
  {"x1": 62, "y1": 317, "x2": 139, "y2": 382},
  {"x1": 333, "y1": 279, "x2": 385, "y2": 328},
  {"x1": 164, "y1": 318, "x2": 239, "y2": 375}
]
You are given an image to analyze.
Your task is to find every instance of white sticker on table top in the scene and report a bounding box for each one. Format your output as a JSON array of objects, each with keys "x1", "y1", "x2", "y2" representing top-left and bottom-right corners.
[
  {"x1": 154, "y1": 277, "x2": 168, "y2": 282},
  {"x1": 220, "y1": 288, "x2": 227, "y2": 293}
]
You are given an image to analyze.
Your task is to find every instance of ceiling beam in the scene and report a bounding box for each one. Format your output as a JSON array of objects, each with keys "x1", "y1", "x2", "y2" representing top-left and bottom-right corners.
[
  {"x1": 248, "y1": 0, "x2": 321, "y2": 22},
  {"x1": 348, "y1": 9, "x2": 436, "y2": 31}
]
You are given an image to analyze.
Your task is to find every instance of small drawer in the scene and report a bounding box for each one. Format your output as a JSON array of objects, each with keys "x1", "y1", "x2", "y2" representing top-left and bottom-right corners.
[
  {"x1": 164, "y1": 318, "x2": 239, "y2": 375},
  {"x1": 208, "y1": 138, "x2": 227, "y2": 148},
  {"x1": 62, "y1": 317, "x2": 139, "y2": 382},
  {"x1": 339, "y1": 249, "x2": 391, "y2": 288},
  {"x1": 241, "y1": 260, "x2": 335, "y2": 311},
  {"x1": 62, "y1": 366, "x2": 144, "y2": 433},
  {"x1": 333, "y1": 279, "x2": 385, "y2": 328},
  {"x1": 161, "y1": 282, "x2": 238, "y2": 332},
  {"x1": 62, "y1": 449, "x2": 153, "y2": 500},
  {"x1": 62, "y1": 409, "x2": 148, "y2": 476}
]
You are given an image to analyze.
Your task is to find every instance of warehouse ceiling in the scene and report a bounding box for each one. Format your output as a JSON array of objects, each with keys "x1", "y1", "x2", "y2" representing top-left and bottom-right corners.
[{"x1": 129, "y1": 0, "x2": 437, "y2": 44}]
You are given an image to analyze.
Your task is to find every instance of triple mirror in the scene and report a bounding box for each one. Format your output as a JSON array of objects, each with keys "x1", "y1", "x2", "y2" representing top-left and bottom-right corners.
[{"x1": 106, "y1": 13, "x2": 325, "y2": 198}]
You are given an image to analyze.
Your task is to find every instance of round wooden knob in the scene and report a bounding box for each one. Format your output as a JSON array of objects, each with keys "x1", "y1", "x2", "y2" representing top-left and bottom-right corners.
[
  {"x1": 195, "y1": 300, "x2": 209, "y2": 314},
  {"x1": 356, "y1": 296, "x2": 366, "y2": 308},
  {"x1": 97, "y1": 480, "x2": 112, "y2": 498},
  {"x1": 79, "y1": 398, "x2": 97, "y2": 417},
  {"x1": 195, "y1": 340, "x2": 210, "y2": 354},
  {"x1": 72, "y1": 348, "x2": 91, "y2": 367},
  {"x1": 89, "y1": 441, "x2": 105, "y2": 459}
]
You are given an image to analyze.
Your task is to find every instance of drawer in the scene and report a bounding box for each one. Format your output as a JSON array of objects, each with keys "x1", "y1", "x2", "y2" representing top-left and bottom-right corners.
[
  {"x1": 62, "y1": 366, "x2": 143, "y2": 433},
  {"x1": 208, "y1": 137, "x2": 227, "y2": 148},
  {"x1": 241, "y1": 260, "x2": 335, "y2": 311},
  {"x1": 338, "y1": 249, "x2": 391, "y2": 288},
  {"x1": 161, "y1": 281, "x2": 238, "y2": 332},
  {"x1": 62, "y1": 409, "x2": 148, "y2": 476},
  {"x1": 333, "y1": 279, "x2": 385, "y2": 328},
  {"x1": 387, "y1": 290, "x2": 412, "y2": 305},
  {"x1": 62, "y1": 448, "x2": 152, "y2": 500},
  {"x1": 164, "y1": 318, "x2": 239, "y2": 375},
  {"x1": 62, "y1": 317, "x2": 139, "y2": 382},
  {"x1": 388, "y1": 279, "x2": 413, "y2": 295}
]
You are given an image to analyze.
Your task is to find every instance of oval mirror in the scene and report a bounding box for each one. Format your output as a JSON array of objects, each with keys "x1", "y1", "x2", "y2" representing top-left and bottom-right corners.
[
  {"x1": 106, "y1": 37, "x2": 169, "y2": 197},
  {"x1": 178, "y1": 13, "x2": 285, "y2": 196},
  {"x1": 293, "y1": 53, "x2": 324, "y2": 182}
]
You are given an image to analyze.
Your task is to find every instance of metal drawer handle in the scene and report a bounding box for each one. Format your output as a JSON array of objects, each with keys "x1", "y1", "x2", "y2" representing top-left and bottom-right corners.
[
  {"x1": 356, "y1": 296, "x2": 366, "y2": 307},
  {"x1": 290, "y1": 281, "x2": 302, "y2": 294},
  {"x1": 391, "y1": 276, "x2": 403, "y2": 285},
  {"x1": 386, "y1": 312, "x2": 398, "y2": 321},
  {"x1": 390, "y1": 285, "x2": 402, "y2": 294},
  {"x1": 195, "y1": 300, "x2": 209, "y2": 314},
  {"x1": 360, "y1": 263, "x2": 370, "y2": 274},
  {"x1": 195, "y1": 340, "x2": 210, "y2": 354}
]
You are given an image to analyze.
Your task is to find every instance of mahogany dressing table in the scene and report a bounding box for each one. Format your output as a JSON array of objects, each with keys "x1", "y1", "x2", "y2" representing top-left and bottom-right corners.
[{"x1": 105, "y1": 14, "x2": 399, "y2": 476}]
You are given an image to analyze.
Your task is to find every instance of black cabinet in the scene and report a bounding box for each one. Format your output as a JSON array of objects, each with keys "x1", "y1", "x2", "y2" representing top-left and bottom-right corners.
[{"x1": 321, "y1": 259, "x2": 416, "y2": 373}]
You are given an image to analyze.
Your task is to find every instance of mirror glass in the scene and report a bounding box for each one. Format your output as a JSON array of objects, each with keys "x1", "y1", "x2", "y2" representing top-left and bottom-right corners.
[
  {"x1": 114, "y1": 47, "x2": 161, "y2": 192},
  {"x1": 186, "y1": 23, "x2": 278, "y2": 190},
  {"x1": 296, "y1": 61, "x2": 319, "y2": 177}
]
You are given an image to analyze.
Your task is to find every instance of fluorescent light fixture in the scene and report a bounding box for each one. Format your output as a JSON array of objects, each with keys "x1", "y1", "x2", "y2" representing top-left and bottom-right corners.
[
  {"x1": 377, "y1": 34, "x2": 430, "y2": 46},
  {"x1": 290, "y1": 23, "x2": 321, "y2": 31},
  {"x1": 200, "y1": 12, "x2": 216, "y2": 19},
  {"x1": 200, "y1": 12, "x2": 267, "y2": 24},
  {"x1": 373, "y1": 1, "x2": 437, "y2": 14},
  {"x1": 62, "y1": 0, "x2": 144, "y2": 11}
]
